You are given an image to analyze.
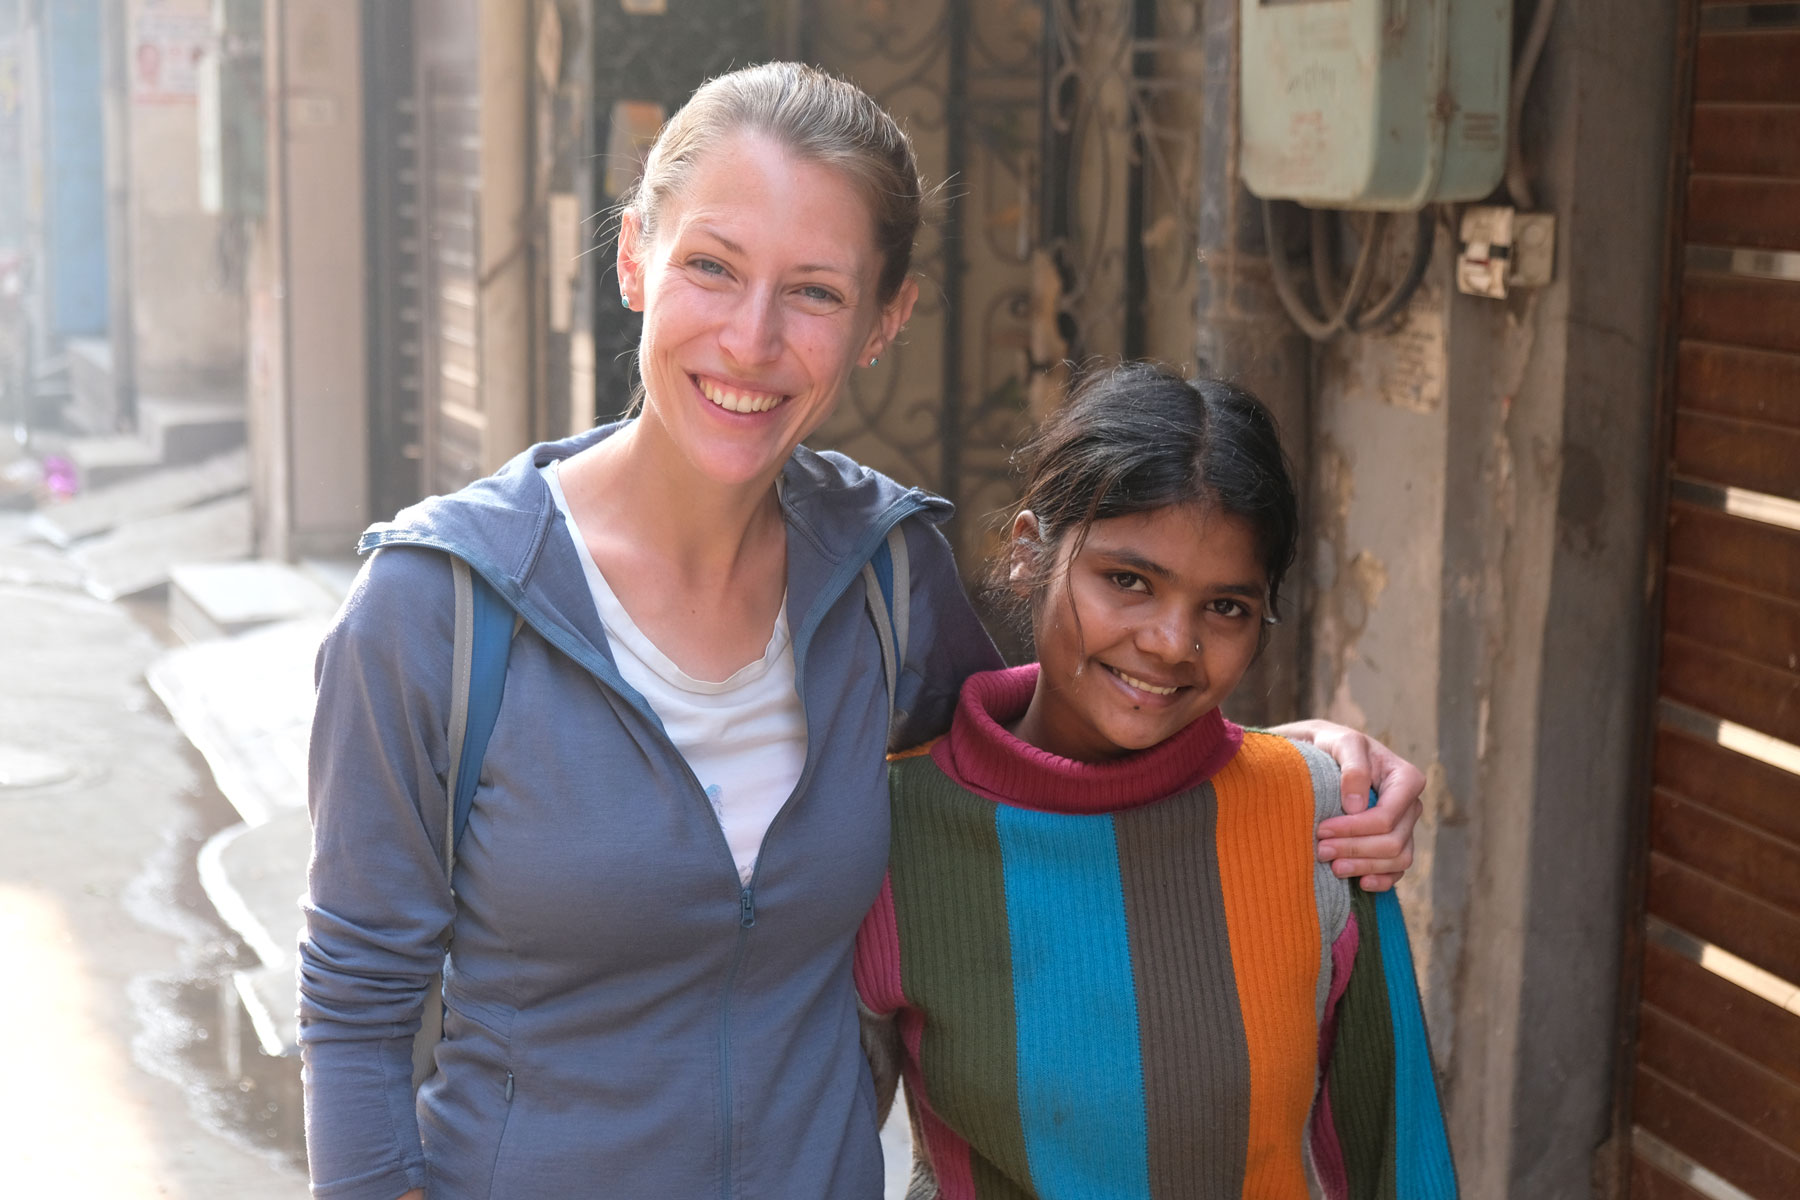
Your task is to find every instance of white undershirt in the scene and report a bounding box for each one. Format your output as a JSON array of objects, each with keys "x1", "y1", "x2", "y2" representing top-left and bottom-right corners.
[{"x1": 539, "y1": 460, "x2": 806, "y2": 885}]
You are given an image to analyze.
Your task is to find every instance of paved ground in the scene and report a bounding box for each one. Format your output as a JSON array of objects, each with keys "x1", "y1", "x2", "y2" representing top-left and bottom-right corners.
[{"x1": 0, "y1": 539, "x2": 307, "y2": 1196}]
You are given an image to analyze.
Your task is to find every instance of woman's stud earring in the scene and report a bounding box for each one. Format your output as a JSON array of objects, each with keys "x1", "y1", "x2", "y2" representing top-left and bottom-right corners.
[
  {"x1": 868, "y1": 357, "x2": 879, "y2": 367},
  {"x1": 620, "y1": 295, "x2": 631, "y2": 309}
]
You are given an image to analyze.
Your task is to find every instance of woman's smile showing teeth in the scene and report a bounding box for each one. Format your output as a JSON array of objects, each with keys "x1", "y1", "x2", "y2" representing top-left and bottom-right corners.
[
  {"x1": 1105, "y1": 665, "x2": 1181, "y2": 697},
  {"x1": 697, "y1": 375, "x2": 786, "y2": 414}
]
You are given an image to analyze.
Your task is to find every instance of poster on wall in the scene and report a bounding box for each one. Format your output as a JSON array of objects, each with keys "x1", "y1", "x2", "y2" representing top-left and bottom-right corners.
[
  {"x1": 133, "y1": 10, "x2": 211, "y2": 105},
  {"x1": 0, "y1": 34, "x2": 19, "y2": 159}
]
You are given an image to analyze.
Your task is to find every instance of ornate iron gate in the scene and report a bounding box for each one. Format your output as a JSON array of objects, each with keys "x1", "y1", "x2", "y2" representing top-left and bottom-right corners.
[
  {"x1": 585, "y1": 0, "x2": 1206, "y2": 570},
  {"x1": 800, "y1": 0, "x2": 1205, "y2": 567}
]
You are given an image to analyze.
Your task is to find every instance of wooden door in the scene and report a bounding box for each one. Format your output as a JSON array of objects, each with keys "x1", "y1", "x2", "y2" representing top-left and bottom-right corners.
[{"x1": 1625, "y1": 3, "x2": 1800, "y2": 1197}]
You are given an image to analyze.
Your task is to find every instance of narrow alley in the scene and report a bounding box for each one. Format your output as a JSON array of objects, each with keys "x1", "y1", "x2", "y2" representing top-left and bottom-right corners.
[{"x1": 0, "y1": 524, "x2": 306, "y2": 1196}]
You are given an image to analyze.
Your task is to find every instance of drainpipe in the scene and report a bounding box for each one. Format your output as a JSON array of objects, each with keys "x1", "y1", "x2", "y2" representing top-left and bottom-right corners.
[{"x1": 1193, "y1": 0, "x2": 1312, "y2": 726}]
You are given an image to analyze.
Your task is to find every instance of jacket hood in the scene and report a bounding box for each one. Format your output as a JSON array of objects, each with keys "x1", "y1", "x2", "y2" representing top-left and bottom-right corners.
[{"x1": 357, "y1": 421, "x2": 952, "y2": 591}]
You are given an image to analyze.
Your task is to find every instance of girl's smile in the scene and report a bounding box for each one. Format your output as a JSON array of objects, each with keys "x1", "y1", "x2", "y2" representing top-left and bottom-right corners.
[{"x1": 1010, "y1": 502, "x2": 1268, "y2": 763}]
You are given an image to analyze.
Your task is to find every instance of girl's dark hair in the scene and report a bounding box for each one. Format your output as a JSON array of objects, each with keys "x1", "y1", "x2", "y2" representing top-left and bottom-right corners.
[{"x1": 993, "y1": 362, "x2": 1300, "y2": 634}]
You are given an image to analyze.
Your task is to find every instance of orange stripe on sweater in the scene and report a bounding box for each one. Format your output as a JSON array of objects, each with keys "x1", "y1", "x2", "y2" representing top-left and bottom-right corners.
[{"x1": 1213, "y1": 733, "x2": 1326, "y2": 1200}]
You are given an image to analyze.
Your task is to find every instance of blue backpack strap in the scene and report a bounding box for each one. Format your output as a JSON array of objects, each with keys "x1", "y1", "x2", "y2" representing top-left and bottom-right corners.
[{"x1": 445, "y1": 558, "x2": 518, "y2": 872}]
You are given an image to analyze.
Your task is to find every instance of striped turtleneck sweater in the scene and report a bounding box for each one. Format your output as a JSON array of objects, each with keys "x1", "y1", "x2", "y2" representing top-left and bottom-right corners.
[{"x1": 853, "y1": 665, "x2": 1456, "y2": 1200}]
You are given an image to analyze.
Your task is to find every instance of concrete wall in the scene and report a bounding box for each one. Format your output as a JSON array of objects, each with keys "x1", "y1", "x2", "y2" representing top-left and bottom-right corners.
[
  {"x1": 477, "y1": 0, "x2": 532, "y2": 474},
  {"x1": 1303, "y1": 4, "x2": 1678, "y2": 1195},
  {"x1": 125, "y1": 0, "x2": 243, "y2": 396},
  {"x1": 247, "y1": 0, "x2": 367, "y2": 559}
]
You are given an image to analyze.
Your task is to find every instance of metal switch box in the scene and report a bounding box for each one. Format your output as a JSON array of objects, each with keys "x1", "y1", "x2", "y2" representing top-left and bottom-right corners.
[{"x1": 1241, "y1": 0, "x2": 1512, "y2": 210}]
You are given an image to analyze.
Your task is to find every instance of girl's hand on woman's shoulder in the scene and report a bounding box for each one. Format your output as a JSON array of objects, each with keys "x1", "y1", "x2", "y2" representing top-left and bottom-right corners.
[{"x1": 1269, "y1": 719, "x2": 1425, "y2": 892}]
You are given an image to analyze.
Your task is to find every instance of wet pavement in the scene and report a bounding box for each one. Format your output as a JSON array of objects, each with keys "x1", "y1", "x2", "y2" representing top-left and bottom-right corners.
[{"x1": 0, "y1": 553, "x2": 307, "y2": 1195}]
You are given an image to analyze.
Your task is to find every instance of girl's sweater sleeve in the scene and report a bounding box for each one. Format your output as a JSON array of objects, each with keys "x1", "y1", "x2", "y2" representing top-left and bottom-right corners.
[
  {"x1": 298, "y1": 547, "x2": 457, "y2": 1200},
  {"x1": 1311, "y1": 887, "x2": 1459, "y2": 1199}
]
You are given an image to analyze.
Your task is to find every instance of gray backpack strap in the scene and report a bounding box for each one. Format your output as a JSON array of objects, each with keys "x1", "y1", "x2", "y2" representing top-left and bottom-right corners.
[
  {"x1": 418, "y1": 555, "x2": 476, "y2": 1087},
  {"x1": 886, "y1": 524, "x2": 909, "y2": 673},
  {"x1": 445, "y1": 556, "x2": 475, "y2": 882},
  {"x1": 860, "y1": 523, "x2": 911, "y2": 748}
]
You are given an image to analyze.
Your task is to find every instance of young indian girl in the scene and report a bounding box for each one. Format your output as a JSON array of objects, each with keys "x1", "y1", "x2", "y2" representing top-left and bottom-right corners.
[{"x1": 855, "y1": 363, "x2": 1456, "y2": 1199}]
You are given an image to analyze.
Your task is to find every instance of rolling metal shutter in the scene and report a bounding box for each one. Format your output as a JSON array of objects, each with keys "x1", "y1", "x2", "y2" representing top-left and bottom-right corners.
[{"x1": 1627, "y1": 4, "x2": 1800, "y2": 1197}]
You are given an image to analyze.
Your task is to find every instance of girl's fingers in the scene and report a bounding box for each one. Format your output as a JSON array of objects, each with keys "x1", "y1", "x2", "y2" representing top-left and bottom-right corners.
[
  {"x1": 1317, "y1": 792, "x2": 1423, "y2": 843},
  {"x1": 1319, "y1": 835, "x2": 1415, "y2": 872}
]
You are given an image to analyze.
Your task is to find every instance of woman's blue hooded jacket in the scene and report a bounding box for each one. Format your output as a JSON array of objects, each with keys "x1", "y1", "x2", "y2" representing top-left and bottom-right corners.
[{"x1": 299, "y1": 425, "x2": 1001, "y2": 1199}]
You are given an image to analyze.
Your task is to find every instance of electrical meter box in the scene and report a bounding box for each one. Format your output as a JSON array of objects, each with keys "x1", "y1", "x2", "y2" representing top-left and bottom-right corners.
[{"x1": 1241, "y1": 0, "x2": 1511, "y2": 211}]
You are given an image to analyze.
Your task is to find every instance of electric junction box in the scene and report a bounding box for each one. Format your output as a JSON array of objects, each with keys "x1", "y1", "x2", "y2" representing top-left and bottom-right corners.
[
  {"x1": 1456, "y1": 205, "x2": 1555, "y2": 297},
  {"x1": 1241, "y1": 0, "x2": 1512, "y2": 211}
]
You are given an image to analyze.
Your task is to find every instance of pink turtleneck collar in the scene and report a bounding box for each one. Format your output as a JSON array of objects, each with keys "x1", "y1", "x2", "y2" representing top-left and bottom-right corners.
[{"x1": 928, "y1": 664, "x2": 1244, "y2": 815}]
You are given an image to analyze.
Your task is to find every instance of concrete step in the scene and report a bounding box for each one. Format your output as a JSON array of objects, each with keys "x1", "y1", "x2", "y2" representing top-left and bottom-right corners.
[
  {"x1": 27, "y1": 447, "x2": 249, "y2": 547},
  {"x1": 70, "y1": 492, "x2": 253, "y2": 601},
  {"x1": 198, "y1": 811, "x2": 312, "y2": 1032},
  {"x1": 299, "y1": 556, "x2": 361, "y2": 605},
  {"x1": 197, "y1": 813, "x2": 309, "y2": 1157},
  {"x1": 167, "y1": 559, "x2": 339, "y2": 644},
  {"x1": 58, "y1": 433, "x2": 165, "y2": 493},
  {"x1": 146, "y1": 615, "x2": 324, "y2": 826},
  {"x1": 139, "y1": 395, "x2": 246, "y2": 463}
]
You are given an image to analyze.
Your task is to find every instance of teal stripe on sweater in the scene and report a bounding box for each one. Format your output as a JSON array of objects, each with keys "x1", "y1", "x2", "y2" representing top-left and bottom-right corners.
[
  {"x1": 1374, "y1": 889, "x2": 1457, "y2": 1197},
  {"x1": 994, "y1": 806, "x2": 1150, "y2": 1199}
]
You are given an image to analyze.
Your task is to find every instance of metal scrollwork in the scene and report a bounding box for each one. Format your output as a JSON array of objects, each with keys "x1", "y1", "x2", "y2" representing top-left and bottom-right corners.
[{"x1": 803, "y1": 0, "x2": 1044, "y2": 568}]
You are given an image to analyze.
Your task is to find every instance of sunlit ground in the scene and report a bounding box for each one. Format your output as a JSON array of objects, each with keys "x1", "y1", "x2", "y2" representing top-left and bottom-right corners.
[{"x1": 0, "y1": 884, "x2": 167, "y2": 1194}]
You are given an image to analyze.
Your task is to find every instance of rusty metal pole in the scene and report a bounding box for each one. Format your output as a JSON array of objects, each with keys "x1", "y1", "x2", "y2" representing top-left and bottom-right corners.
[{"x1": 1193, "y1": 0, "x2": 1312, "y2": 726}]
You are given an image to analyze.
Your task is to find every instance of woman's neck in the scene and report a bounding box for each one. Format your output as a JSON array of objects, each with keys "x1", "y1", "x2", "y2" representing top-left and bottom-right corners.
[
  {"x1": 564, "y1": 418, "x2": 785, "y2": 576},
  {"x1": 554, "y1": 419, "x2": 791, "y2": 680}
]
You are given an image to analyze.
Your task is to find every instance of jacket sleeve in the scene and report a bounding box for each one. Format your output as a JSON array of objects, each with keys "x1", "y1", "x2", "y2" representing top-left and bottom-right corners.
[
  {"x1": 889, "y1": 515, "x2": 1004, "y2": 750},
  {"x1": 298, "y1": 546, "x2": 458, "y2": 1200},
  {"x1": 1311, "y1": 887, "x2": 1458, "y2": 1199}
]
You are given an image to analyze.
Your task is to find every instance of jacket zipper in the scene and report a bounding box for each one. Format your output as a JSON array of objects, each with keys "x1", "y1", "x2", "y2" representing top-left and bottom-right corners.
[{"x1": 713, "y1": 501, "x2": 923, "y2": 1200}]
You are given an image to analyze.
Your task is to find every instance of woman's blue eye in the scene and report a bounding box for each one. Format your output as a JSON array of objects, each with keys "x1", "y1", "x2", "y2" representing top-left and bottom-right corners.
[
  {"x1": 695, "y1": 258, "x2": 726, "y2": 276},
  {"x1": 799, "y1": 284, "x2": 837, "y2": 303}
]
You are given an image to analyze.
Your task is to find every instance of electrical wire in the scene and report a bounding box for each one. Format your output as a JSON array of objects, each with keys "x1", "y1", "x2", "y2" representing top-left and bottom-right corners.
[
  {"x1": 1345, "y1": 208, "x2": 1435, "y2": 334},
  {"x1": 1264, "y1": 200, "x2": 1375, "y2": 341},
  {"x1": 1263, "y1": 200, "x2": 1434, "y2": 341},
  {"x1": 1506, "y1": 0, "x2": 1560, "y2": 211}
]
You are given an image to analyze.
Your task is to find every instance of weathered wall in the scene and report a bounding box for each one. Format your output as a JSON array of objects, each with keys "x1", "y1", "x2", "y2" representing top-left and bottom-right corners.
[
  {"x1": 477, "y1": 0, "x2": 532, "y2": 474},
  {"x1": 246, "y1": 0, "x2": 367, "y2": 560},
  {"x1": 125, "y1": 0, "x2": 243, "y2": 395},
  {"x1": 1304, "y1": 3, "x2": 1677, "y2": 1195}
]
